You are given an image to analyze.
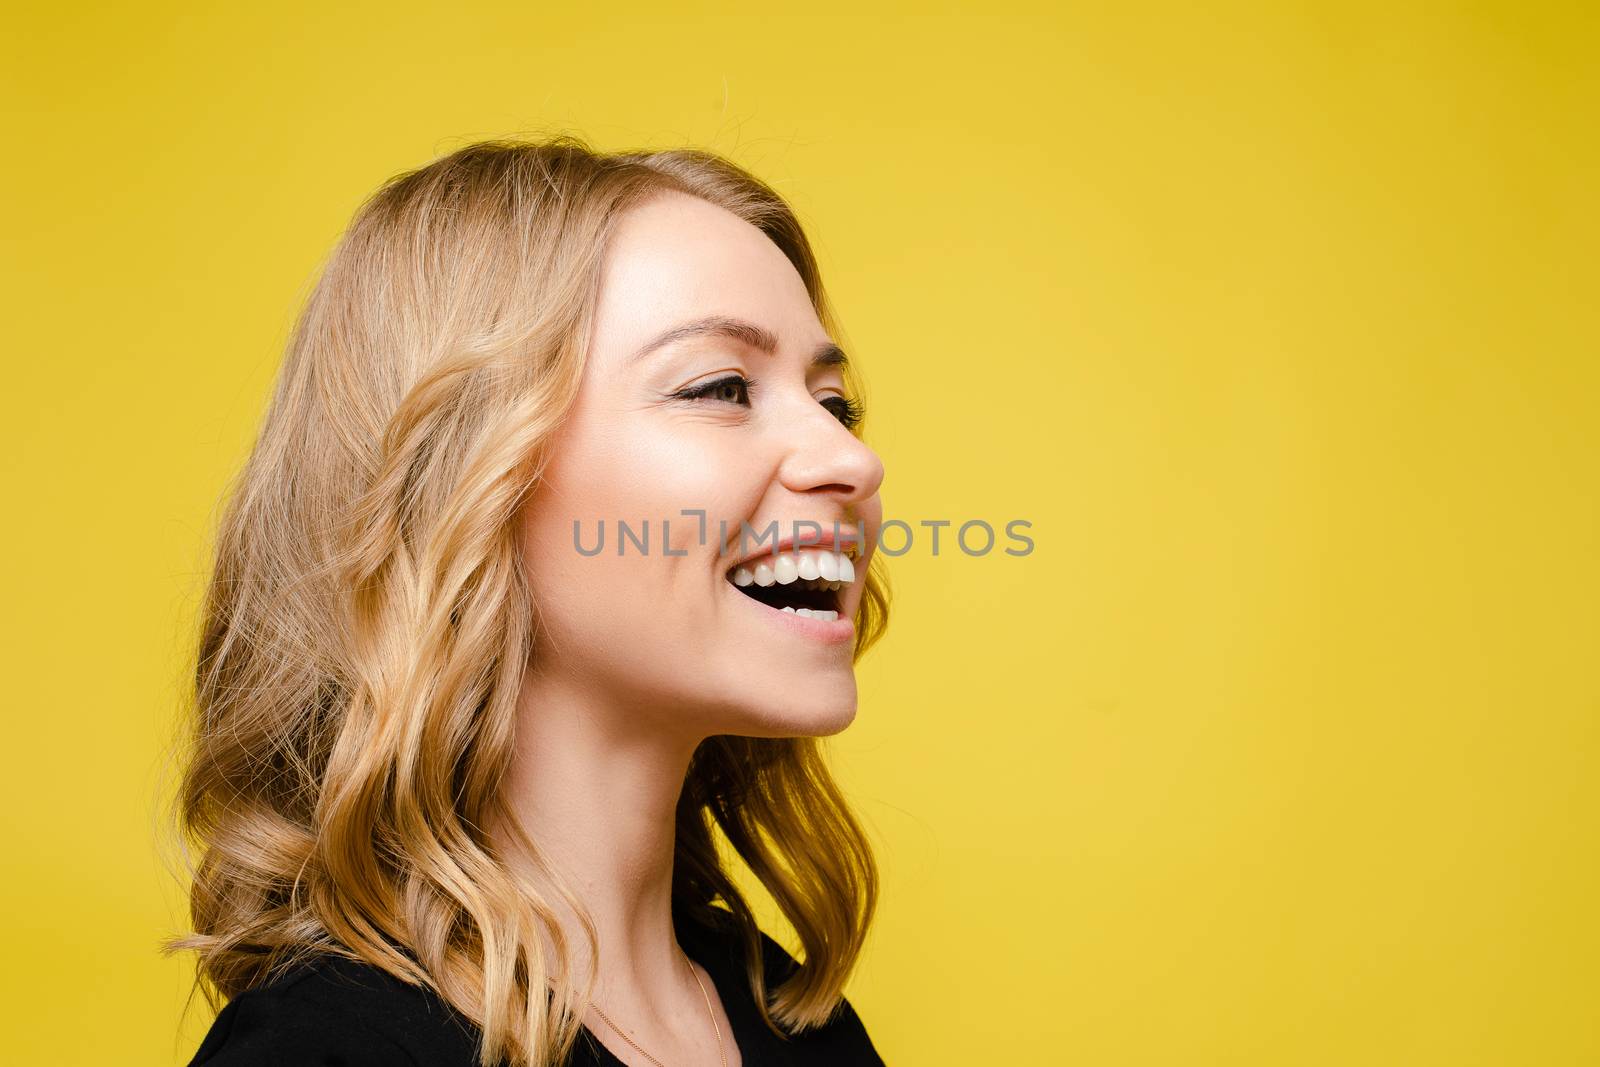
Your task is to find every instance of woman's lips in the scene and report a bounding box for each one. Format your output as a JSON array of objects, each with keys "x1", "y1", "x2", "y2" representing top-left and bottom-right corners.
[
  {"x1": 724, "y1": 576, "x2": 856, "y2": 644},
  {"x1": 720, "y1": 524, "x2": 865, "y2": 573}
]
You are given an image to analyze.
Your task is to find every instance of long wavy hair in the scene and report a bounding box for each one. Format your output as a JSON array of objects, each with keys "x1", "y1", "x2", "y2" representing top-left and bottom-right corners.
[{"x1": 161, "y1": 135, "x2": 891, "y2": 1067}]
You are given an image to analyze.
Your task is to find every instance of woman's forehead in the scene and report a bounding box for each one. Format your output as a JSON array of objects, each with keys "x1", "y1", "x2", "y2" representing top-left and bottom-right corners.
[{"x1": 590, "y1": 193, "x2": 818, "y2": 366}]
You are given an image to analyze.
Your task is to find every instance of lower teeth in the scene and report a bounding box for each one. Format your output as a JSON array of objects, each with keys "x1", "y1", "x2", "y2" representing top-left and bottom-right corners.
[{"x1": 781, "y1": 607, "x2": 839, "y2": 621}]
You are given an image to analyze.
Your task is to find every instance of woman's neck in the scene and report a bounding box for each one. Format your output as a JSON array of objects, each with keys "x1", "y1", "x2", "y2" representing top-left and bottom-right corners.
[{"x1": 496, "y1": 664, "x2": 706, "y2": 1016}]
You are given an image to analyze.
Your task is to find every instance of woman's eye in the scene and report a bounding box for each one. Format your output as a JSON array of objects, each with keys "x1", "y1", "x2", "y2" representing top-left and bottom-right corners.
[
  {"x1": 821, "y1": 394, "x2": 865, "y2": 430},
  {"x1": 672, "y1": 376, "x2": 863, "y2": 430},
  {"x1": 675, "y1": 374, "x2": 754, "y2": 406}
]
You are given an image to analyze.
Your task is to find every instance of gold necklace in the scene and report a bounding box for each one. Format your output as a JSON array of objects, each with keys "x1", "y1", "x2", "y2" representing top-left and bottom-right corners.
[{"x1": 587, "y1": 947, "x2": 728, "y2": 1067}]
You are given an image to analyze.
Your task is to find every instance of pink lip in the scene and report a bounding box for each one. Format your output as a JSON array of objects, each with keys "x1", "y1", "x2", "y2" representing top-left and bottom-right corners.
[
  {"x1": 723, "y1": 524, "x2": 866, "y2": 572},
  {"x1": 725, "y1": 581, "x2": 856, "y2": 645}
]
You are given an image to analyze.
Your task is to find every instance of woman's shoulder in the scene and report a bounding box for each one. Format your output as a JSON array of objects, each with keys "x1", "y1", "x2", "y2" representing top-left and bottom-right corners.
[
  {"x1": 187, "y1": 953, "x2": 481, "y2": 1067},
  {"x1": 188, "y1": 915, "x2": 882, "y2": 1067},
  {"x1": 680, "y1": 904, "x2": 802, "y2": 972},
  {"x1": 684, "y1": 908, "x2": 886, "y2": 1064}
]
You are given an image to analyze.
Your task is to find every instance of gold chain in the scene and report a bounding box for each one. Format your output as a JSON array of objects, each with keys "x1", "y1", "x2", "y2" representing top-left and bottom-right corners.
[{"x1": 588, "y1": 947, "x2": 728, "y2": 1067}]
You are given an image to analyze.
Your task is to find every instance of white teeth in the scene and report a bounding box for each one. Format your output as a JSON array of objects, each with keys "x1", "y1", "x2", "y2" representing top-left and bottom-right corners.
[
  {"x1": 797, "y1": 552, "x2": 821, "y2": 581},
  {"x1": 730, "y1": 548, "x2": 855, "y2": 594},
  {"x1": 781, "y1": 605, "x2": 796, "y2": 613},
  {"x1": 789, "y1": 608, "x2": 840, "y2": 621},
  {"x1": 773, "y1": 554, "x2": 799, "y2": 584},
  {"x1": 817, "y1": 552, "x2": 839, "y2": 581}
]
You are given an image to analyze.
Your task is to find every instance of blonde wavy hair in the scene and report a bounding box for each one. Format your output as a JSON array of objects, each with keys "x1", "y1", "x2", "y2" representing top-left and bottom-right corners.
[{"x1": 162, "y1": 135, "x2": 890, "y2": 1067}]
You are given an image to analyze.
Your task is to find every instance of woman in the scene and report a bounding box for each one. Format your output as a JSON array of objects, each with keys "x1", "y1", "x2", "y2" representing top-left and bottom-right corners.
[{"x1": 167, "y1": 136, "x2": 891, "y2": 1067}]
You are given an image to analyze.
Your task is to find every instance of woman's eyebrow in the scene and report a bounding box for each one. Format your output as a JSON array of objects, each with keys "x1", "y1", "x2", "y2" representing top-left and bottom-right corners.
[{"x1": 632, "y1": 315, "x2": 848, "y2": 369}]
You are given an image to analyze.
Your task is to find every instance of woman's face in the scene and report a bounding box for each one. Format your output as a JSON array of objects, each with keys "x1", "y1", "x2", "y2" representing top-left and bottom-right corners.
[{"x1": 517, "y1": 191, "x2": 884, "y2": 739}]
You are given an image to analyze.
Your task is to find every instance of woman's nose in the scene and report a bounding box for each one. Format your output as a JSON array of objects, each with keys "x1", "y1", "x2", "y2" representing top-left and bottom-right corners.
[{"x1": 776, "y1": 399, "x2": 885, "y2": 506}]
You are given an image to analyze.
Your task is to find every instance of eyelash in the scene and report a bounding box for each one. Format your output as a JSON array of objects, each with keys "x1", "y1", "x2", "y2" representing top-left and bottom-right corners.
[{"x1": 673, "y1": 374, "x2": 865, "y2": 431}]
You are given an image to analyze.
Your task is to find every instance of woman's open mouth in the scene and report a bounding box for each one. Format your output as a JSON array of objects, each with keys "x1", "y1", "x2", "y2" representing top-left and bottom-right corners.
[{"x1": 725, "y1": 548, "x2": 856, "y2": 621}]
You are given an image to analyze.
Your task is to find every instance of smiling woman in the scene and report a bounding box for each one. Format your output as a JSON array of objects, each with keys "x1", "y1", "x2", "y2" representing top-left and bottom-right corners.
[{"x1": 165, "y1": 137, "x2": 892, "y2": 1067}]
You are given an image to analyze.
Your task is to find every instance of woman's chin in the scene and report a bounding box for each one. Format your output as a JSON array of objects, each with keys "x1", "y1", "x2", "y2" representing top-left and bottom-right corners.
[{"x1": 722, "y1": 687, "x2": 860, "y2": 739}]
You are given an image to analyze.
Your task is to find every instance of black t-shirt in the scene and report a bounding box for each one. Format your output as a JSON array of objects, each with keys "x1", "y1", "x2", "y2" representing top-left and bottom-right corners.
[{"x1": 186, "y1": 907, "x2": 886, "y2": 1066}]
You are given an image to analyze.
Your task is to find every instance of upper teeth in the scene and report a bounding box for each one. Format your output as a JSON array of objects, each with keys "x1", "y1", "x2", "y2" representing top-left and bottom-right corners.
[{"x1": 731, "y1": 549, "x2": 855, "y2": 589}]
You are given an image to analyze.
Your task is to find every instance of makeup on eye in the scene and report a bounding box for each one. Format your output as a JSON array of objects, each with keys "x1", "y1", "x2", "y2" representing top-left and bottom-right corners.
[
  {"x1": 821, "y1": 394, "x2": 865, "y2": 431},
  {"x1": 669, "y1": 373, "x2": 865, "y2": 429},
  {"x1": 671, "y1": 373, "x2": 757, "y2": 406}
]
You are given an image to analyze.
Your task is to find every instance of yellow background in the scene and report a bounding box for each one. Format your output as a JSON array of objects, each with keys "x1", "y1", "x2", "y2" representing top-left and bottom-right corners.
[{"x1": 3, "y1": 4, "x2": 1595, "y2": 1064}]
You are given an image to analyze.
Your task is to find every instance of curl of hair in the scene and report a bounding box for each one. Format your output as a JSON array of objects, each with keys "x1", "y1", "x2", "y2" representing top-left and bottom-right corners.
[{"x1": 161, "y1": 135, "x2": 891, "y2": 1067}]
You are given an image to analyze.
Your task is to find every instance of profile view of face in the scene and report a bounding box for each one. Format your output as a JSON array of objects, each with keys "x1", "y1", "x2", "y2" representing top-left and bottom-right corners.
[{"x1": 516, "y1": 192, "x2": 885, "y2": 738}]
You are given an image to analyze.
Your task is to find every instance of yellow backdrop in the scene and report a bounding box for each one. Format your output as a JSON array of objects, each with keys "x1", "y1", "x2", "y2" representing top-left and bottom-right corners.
[{"x1": 3, "y1": 4, "x2": 1595, "y2": 1064}]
